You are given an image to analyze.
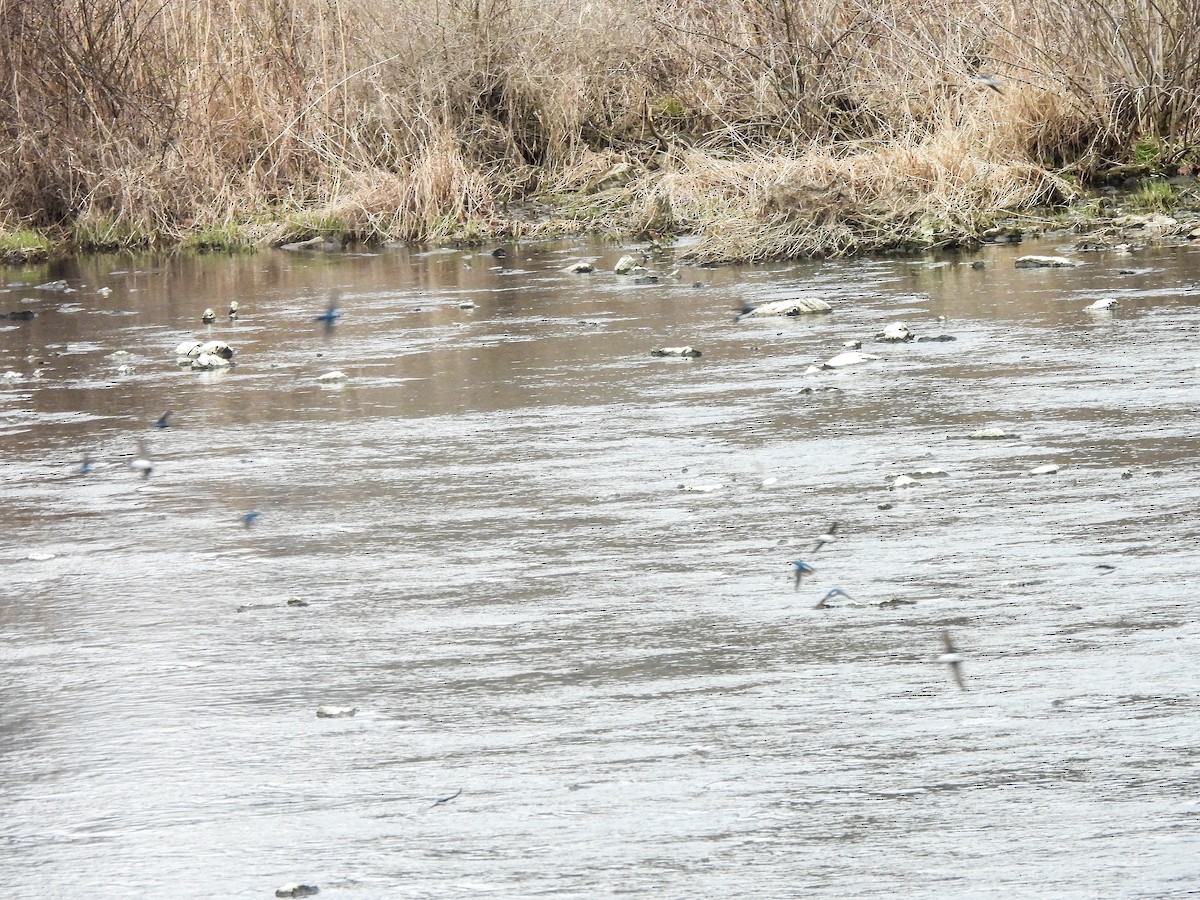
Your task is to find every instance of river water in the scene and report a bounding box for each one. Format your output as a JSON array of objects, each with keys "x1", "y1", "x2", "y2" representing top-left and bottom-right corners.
[{"x1": 2, "y1": 235, "x2": 1198, "y2": 897}]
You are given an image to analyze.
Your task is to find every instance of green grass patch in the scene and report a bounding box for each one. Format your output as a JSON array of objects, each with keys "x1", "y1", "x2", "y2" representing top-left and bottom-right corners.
[
  {"x1": 0, "y1": 226, "x2": 53, "y2": 264},
  {"x1": 1126, "y1": 179, "x2": 1176, "y2": 213},
  {"x1": 181, "y1": 223, "x2": 257, "y2": 253}
]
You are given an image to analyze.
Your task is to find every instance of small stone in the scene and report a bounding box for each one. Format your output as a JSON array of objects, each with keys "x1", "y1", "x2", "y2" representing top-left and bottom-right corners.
[
  {"x1": 565, "y1": 261, "x2": 595, "y2": 274},
  {"x1": 1085, "y1": 298, "x2": 1117, "y2": 311},
  {"x1": 650, "y1": 346, "x2": 701, "y2": 357},
  {"x1": 316, "y1": 370, "x2": 348, "y2": 382},
  {"x1": 890, "y1": 474, "x2": 919, "y2": 489},
  {"x1": 613, "y1": 254, "x2": 639, "y2": 274},
  {"x1": 1028, "y1": 463, "x2": 1061, "y2": 475}
]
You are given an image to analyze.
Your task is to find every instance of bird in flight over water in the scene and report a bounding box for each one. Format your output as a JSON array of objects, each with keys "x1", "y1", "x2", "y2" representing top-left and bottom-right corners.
[
  {"x1": 939, "y1": 631, "x2": 966, "y2": 690},
  {"x1": 814, "y1": 587, "x2": 853, "y2": 609},
  {"x1": 792, "y1": 560, "x2": 815, "y2": 590},
  {"x1": 811, "y1": 522, "x2": 839, "y2": 553},
  {"x1": 314, "y1": 292, "x2": 341, "y2": 333},
  {"x1": 130, "y1": 441, "x2": 153, "y2": 479}
]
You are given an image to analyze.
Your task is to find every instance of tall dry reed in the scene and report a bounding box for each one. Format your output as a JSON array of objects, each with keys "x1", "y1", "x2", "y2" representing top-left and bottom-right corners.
[{"x1": 0, "y1": 0, "x2": 1198, "y2": 257}]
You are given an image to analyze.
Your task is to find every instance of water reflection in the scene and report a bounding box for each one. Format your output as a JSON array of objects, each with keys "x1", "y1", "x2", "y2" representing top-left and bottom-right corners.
[{"x1": 2, "y1": 237, "x2": 1200, "y2": 896}]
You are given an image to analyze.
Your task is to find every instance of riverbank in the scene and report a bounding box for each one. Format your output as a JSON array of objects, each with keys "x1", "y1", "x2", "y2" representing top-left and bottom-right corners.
[{"x1": 3, "y1": 0, "x2": 1200, "y2": 264}]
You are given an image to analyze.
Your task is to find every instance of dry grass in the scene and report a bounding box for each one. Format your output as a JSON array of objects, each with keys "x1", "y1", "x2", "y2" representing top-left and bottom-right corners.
[{"x1": 1, "y1": 0, "x2": 1199, "y2": 260}]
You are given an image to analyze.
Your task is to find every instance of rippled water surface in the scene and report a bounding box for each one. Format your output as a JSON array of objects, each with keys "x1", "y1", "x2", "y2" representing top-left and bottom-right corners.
[{"x1": 2, "y1": 237, "x2": 1200, "y2": 897}]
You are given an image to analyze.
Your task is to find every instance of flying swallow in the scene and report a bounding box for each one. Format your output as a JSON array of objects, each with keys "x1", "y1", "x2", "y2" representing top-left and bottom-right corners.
[
  {"x1": 241, "y1": 511, "x2": 261, "y2": 528},
  {"x1": 430, "y1": 788, "x2": 462, "y2": 808},
  {"x1": 814, "y1": 587, "x2": 853, "y2": 609},
  {"x1": 154, "y1": 410, "x2": 172, "y2": 429},
  {"x1": 973, "y1": 74, "x2": 1004, "y2": 94},
  {"x1": 939, "y1": 631, "x2": 966, "y2": 690},
  {"x1": 314, "y1": 293, "x2": 341, "y2": 331},
  {"x1": 811, "y1": 522, "x2": 839, "y2": 553},
  {"x1": 792, "y1": 560, "x2": 815, "y2": 590},
  {"x1": 130, "y1": 440, "x2": 153, "y2": 479}
]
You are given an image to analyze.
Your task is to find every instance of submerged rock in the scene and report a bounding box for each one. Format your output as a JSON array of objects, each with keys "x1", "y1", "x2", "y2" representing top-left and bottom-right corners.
[
  {"x1": 317, "y1": 370, "x2": 349, "y2": 382},
  {"x1": 916, "y1": 334, "x2": 957, "y2": 342},
  {"x1": 565, "y1": 261, "x2": 595, "y2": 274},
  {"x1": 1028, "y1": 463, "x2": 1061, "y2": 475},
  {"x1": 650, "y1": 346, "x2": 701, "y2": 358},
  {"x1": 275, "y1": 885, "x2": 319, "y2": 898},
  {"x1": 281, "y1": 235, "x2": 342, "y2": 253},
  {"x1": 890, "y1": 474, "x2": 919, "y2": 489},
  {"x1": 967, "y1": 427, "x2": 1018, "y2": 440},
  {"x1": 1014, "y1": 255, "x2": 1079, "y2": 269},
  {"x1": 817, "y1": 351, "x2": 880, "y2": 370},
  {"x1": 2, "y1": 309, "x2": 36, "y2": 320},
  {"x1": 315, "y1": 705, "x2": 357, "y2": 719},
  {"x1": 736, "y1": 297, "x2": 833, "y2": 320}
]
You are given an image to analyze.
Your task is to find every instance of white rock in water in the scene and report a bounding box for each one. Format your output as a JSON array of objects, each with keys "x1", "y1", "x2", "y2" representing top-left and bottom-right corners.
[
  {"x1": 3, "y1": 370, "x2": 23, "y2": 380},
  {"x1": 317, "y1": 370, "x2": 349, "y2": 382},
  {"x1": 199, "y1": 339, "x2": 233, "y2": 359},
  {"x1": 1014, "y1": 255, "x2": 1079, "y2": 268},
  {"x1": 737, "y1": 297, "x2": 833, "y2": 319},
  {"x1": 821, "y1": 351, "x2": 881, "y2": 369},
  {"x1": 877, "y1": 322, "x2": 914, "y2": 342},
  {"x1": 191, "y1": 352, "x2": 231, "y2": 370},
  {"x1": 890, "y1": 474, "x2": 919, "y2": 489},
  {"x1": 315, "y1": 705, "x2": 357, "y2": 718},
  {"x1": 566, "y1": 261, "x2": 595, "y2": 274},
  {"x1": 613, "y1": 254, "x2": 639, "y2": 274},
  {"x1": 650, "y1": 346, "x2": 701, "y2": 357},
  {"x1": 1085, "y1": 298, "x2": 1117, "y2": 311},
  {"x1": 967, "y1": 427, "x2": 1017, "y2": 439},
  {"x1": 275, "y1": 884, "x2": 320, "y2": 898},
  {"x1": 175, "y1": 340, "x2": 204, "y2": 360},
  {"x1": 1028, "y1": 463, "x2": 1061, "y2": 475},
  {"x1": 843, "y1": 339, "x2": 862, "y2": 349},
  {"x1": 116, "y1": 364, "x2": 135, "y2": 376}
]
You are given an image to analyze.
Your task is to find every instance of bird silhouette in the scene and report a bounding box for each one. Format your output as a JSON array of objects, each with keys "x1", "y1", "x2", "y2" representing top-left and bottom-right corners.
[
  {"x1": 154, "y1": 410, "x2": 172, "y2": 429},
  {"x1": 939, "y1": 631, "x2": 966, "y2": 690},
  {"x1": 973, "y1": 74, "x2": 1004, "y2": 94},
  {"x1": 792, "y1": 560, "x2": 815, "y2": 590},
  {"x1": 314, "y1": 293, "x2": 341, "y2": 333},
  {"x1": 814, "y1": 587, "x2": 853, "y2": 609},
  {"x1": 129, "y1": 441, "x2": 153, "y2": 479},
  {"x1": 76, "y1": 452, "x2": 93, "y2": 476},
  {"x1": 811, "y1": 522, "x2": 839, "y2": 553},
  {"x1": 430, "y1": 788, "x2": 462, "y2": 808},
  {"x1": 240, "y1": 511, "x2": 261, "y2": 528}
]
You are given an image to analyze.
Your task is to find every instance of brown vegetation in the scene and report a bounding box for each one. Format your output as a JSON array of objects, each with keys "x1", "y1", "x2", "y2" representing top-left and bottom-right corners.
[{"x1": 1, "y1": 0, "x2": 1199, "y2": 260}]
